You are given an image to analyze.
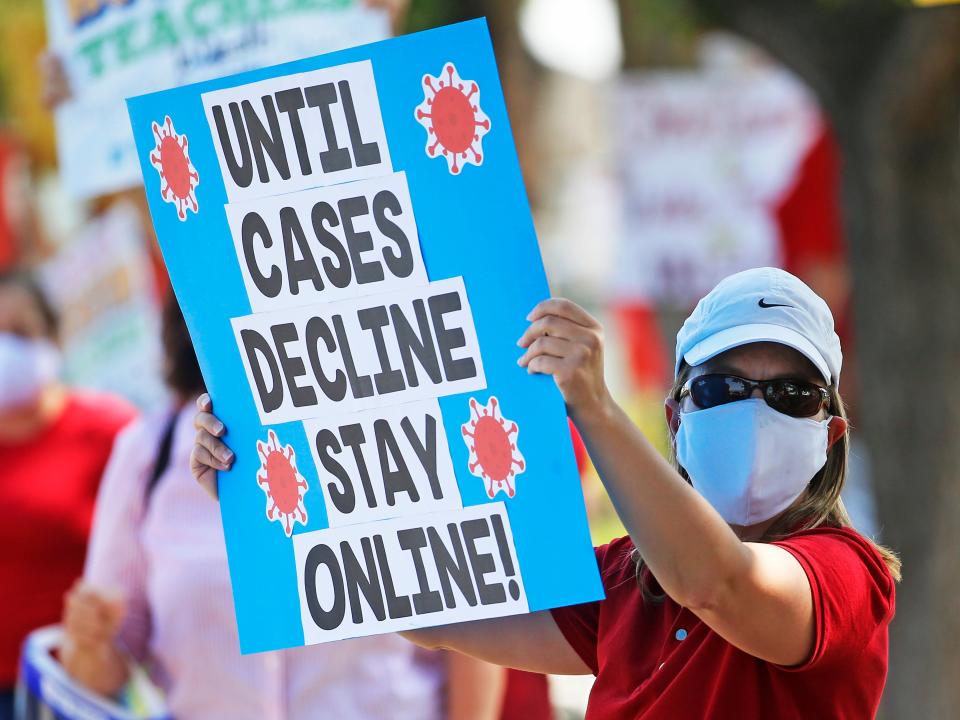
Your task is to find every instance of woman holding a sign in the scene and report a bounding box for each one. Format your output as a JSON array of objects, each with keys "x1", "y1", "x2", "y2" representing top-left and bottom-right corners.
[{"x1": 195, "y1": 266, "x2": 899, "y2": 719}]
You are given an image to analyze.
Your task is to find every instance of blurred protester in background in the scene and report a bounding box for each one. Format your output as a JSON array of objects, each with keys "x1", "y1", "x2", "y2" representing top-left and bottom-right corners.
[
  {"x1": 61, "y1": 296, "x2": 510, "y2": 720},
  {"x1": 0, "y1": 271, "x2": 135, "y2": 720}
]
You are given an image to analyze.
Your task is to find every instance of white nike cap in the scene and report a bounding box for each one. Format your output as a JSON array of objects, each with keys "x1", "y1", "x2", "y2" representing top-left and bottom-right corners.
[{"x1": 675, "y1": 267, "x2": 842, "y2": 386}]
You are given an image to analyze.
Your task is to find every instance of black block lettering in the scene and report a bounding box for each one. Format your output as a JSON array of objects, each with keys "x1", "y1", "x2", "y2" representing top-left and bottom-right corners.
[
  {"x1": 241, "y1": 211, "x2": 282, "y2": 298},
  {"x1": 428, "y1": 524, "x2": 477, "y2": 609},
  {"x1": 398, "y1": 527, "x2": 444, "y2": 615},
  {"x1": 304, "y1": 544, "x2": 345, "y2": 631},
  {"x1": 332, "y1": 314, "x2": 373, "y2": 399},
  {"x1": 402, "y1": 414, "x2": 443, "y2": 500},
  {"x1": 280, "y1": 207, "x2": 324, "y2": 295},
  {"x1": 358, "y1": 305, "x2": 404, "y2": 394},
  {"x1": 240, "y1": 328, "x2": 283, "y2": 413},
  {"x1": 270, "y1": 323, "x2": 317, "y2": 409},
  {"x1": 305, "y1": 82, "x2": 351, "y2": 173},
  {"x1": 315, "y1": 428, "x2": 354, "y2": 514},
  {"x1": 372, "y1": 190, "x2": 413, "y2": 278},
  {"x1": 212, "y1": 102, "x2": 253, "y2": 188},
  {"x1": 305, "y1": 316, "x2": 346, "y2": 402},
  {"x1": 429, "y1": 292, "x2": 477, "y2": 381},
  {"x1": 340, "y1": 196, "x2": 384, "y2": 285},
  {"x1": 391, "y1": 300, "x2": 441, "y2": 388},
  {"x1": 275, "y1": 87, "x2": 312, "y2": 175},
  {"x1": 462, "y1": 518, "x2": 506, "y2": 606},
  {"x1": 242, "y1": 96, "x2": 290, "y2": 182},
  {"x1": 373, "y1": 534, "x2": 413, "y2": 619},
  {"x1": 310, "y1": 201, "x2": 352, "y2": 289},
  {"x1": 340, "y1": 423, "x2": 377, "y2": 509},
  {"x1": 338, "y1": 80, "x2": 381, "y2": 167},
  {"x1": 375, "y1": 419, "x2": 418, "y2": 506},
  {"x1": 341, "y1": 537, "x2": 386, "y2": 624}
]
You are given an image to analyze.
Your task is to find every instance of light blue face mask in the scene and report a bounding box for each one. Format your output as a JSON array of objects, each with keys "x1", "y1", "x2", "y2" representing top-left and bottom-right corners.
[{"x1": 675, "y1": 398, "x2": 830, "y2": 526}]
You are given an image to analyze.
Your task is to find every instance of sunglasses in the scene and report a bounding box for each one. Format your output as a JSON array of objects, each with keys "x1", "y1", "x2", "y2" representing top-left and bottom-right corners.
[{"x1": 679, "y1": 374, "x2": 830, "y2": 418}]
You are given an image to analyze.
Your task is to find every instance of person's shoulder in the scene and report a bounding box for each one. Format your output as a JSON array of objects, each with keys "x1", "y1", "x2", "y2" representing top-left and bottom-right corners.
[
  {"x1": 780, "y1": 525, "x2": 885, "y2": 560},
  {"x1": 775, "y1": 525, "x2": 895, "y2": 601},
  {"x1": 65, "y1": 390, "x2": 138, "y2": 437},
  {"x1": 595, "y1": 535, "x2": 638, "y2": 584}
]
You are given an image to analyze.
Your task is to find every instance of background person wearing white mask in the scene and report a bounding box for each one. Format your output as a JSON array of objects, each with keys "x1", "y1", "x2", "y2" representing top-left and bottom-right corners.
[
  {"x1": 0, "y1": 271, "x2": 136, "y2": 720},
  {"x1": 193, "y1": 266, "x2": 902, "y2": 719}
]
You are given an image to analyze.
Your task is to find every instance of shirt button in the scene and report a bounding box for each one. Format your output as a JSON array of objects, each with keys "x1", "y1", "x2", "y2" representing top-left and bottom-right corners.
[{"x1": 675, "y1": 628, "x2": 688, "y2": 641}]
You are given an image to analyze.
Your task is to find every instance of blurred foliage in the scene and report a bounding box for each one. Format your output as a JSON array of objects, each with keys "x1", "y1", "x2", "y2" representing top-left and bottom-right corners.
[
  {"x1": 404, "y1": 0, "x2": 474, "y2": 33},
  {"x1": 0, "y1": 0, "x2": 56, "y2": 167},
  {"x1": 618, "y1": 0, "x2": 700, "y2": 68}
]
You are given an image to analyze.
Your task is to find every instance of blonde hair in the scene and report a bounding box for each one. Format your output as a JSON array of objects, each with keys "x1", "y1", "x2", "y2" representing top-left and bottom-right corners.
[{"x1": 633, "y1": 363, "x2": 901, "y2": 601}]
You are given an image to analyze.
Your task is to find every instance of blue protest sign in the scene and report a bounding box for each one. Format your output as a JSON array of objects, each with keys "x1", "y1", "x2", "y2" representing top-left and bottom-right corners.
[{"x1": 127, "y1": 18, "x2": 603, "y2": 653}]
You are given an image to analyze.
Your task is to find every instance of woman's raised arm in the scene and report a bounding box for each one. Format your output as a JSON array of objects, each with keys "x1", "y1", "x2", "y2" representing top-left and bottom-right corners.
[
  {"x1": 402, "y1": 611, "x2": 591, "y2": 676},
  {"x1": 517, "y1": 298, "x2": 816, "y2": 666}
]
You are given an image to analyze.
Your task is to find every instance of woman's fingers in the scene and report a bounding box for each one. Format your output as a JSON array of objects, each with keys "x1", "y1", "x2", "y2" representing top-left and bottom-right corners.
[
  {"x1": 527, "y1": 298, "x2": 600, "y2": 329},
  {"x1": 197, "y1": 393, "x2": 211, "y2": 411},
  {"x1": 192, "y1": 395, "x2": 231, "y2": 500},
  {"x1": 526, "y1": 355, "x2": 565, "y2": 377},
  {"x1": 195, "y1": 412, "x2": 225, "y2": 437},
  {"x1": 195, "y1": 428, "x2": 234, "y2": 467},
  {"x1": 517, "y1": 298, "x2": 609, "y2": 416},
  {"x1": 516, "y1": 315, "x2": 594, "y2": 349},
  {"x1": 190, "y1": 445, "x2": 221, "y2": 500},
  {"x1": 517, "y1": 335, "x2": 570, "y2": 368}
]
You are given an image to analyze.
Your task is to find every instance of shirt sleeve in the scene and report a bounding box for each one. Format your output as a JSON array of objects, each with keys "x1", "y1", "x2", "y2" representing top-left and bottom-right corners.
[
  {"x1": 83, "y1": 418, "x2": 156, "y2": 662},
  {"x1": 773, "y1": 528, "x2": 895, "y2": 672},
  {"x1": 549, "y1": 539, "x2": 631, "y2": 675}
]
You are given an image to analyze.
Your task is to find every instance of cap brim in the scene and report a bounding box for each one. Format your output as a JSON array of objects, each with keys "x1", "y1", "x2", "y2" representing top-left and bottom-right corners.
[{"x1": 682, "y1": 323, "x2": 832, "y2": 384}]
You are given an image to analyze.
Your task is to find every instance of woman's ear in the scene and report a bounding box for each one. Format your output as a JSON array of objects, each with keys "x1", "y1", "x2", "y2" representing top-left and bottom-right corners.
[
  {"x1": 826, "y1": 415, "x2": 848, "y2": 449},
  {"x1": 664, "y1": 397, "x2": 681, "y2": 439}
]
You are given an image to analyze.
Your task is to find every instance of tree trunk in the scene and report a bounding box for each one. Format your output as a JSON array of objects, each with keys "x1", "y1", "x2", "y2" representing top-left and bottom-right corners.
[
  {"x1": 656, "y1": 2, "x2": 960, "y2": 715},
  {"x1": 835, "y1": 12, "x2": 960, "y2": 717}
]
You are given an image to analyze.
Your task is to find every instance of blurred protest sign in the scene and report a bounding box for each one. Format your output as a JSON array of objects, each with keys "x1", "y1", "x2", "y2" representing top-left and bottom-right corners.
[
  {"x1": 44, "y1": 0, "x2": 390, "y2": 199},
  {"x1": 127, "y1": 19, "x2": 602, "y2": 653},
  {"x1": 613, "y1": 35, "x2": 820, "y2": 309},
  {"x1": 40, "y1": 201, "x2": 167, "y2": 409}
]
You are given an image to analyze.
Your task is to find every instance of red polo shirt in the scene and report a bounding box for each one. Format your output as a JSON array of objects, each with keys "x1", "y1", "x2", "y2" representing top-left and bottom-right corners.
[
  {"x1": 551, "y1": 527, "x2": 895, "y2": 719},
  {"x1": 0, "y1": 392, "x2": 135, "y2": 686}
]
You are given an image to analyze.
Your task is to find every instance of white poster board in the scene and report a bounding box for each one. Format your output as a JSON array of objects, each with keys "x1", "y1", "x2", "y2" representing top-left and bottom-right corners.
[
  {"x1": 44, "y1": 0, "x2": 390, "y2": 199},
  {"x1": 39, "y1": 201, "x2": 166, "y2": 408},
  {"x1": 614, "y1": 35, "x2": 820, "y2": 307}
]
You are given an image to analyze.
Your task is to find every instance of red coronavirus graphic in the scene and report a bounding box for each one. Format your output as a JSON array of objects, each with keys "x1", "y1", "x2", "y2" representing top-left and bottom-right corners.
[
  {"x1": 461, "y1": 396, "x2": 525, "y2": 499},
  {"x1": 149, "y1": 116, "x2": 199, "y2": 221},
  {"x1": 256, "y1": 430, "x2": 309, "y2": 537},
  {"x1": 415, "y1": 63, "x2": 491, "y2": 174}
]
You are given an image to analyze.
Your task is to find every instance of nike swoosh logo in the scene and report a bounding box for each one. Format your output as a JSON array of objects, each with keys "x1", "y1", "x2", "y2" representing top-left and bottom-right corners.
[{"x1": 758, "y1": 298, "x2": 793, "y2": 309}]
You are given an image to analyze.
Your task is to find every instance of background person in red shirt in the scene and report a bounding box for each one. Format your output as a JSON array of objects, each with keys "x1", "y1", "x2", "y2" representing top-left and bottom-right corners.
[
  {"x1": 0, "y1": 271, "x2": 135, "y2": 720},
  {"x1": 193, "y1": 267, "x2": 899, "y2": 719}
]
